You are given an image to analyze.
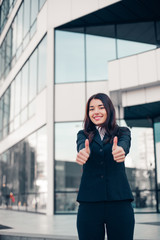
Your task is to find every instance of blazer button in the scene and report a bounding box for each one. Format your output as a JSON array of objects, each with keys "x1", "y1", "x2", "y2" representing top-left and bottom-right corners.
[
  {"x1": 100, "y1": 161, "x2": 103, "y2": 165},
  {"x1": 100, "y1": 149, "x2": 103, "y2": 152},
  {"x1": 101, "y1": 175, "x2": 104, "y2": 179}
]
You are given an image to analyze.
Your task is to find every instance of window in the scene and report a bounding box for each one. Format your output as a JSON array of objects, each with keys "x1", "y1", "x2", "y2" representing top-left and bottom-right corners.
[{"x1": 55, "y1": 30, "x2": 85, "y2": 83}]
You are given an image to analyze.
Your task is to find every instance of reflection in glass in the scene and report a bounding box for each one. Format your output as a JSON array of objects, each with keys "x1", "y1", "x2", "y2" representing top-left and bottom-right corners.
[
  {"x1": 14, "y1": 72, "x2": 21, "y2": 115},
  {"x1": 55, "y1": 192, "x2": 79, "y2": 213},
  {"x1": 31, "y1": 0, "x2": 39, "y2": 26},
  {"x1": 29, "y1": 50, "x2": 37, "y2": 102},
  {"x1": 21, "y1": 62, "x2": 29, "y2": 109},
  {"x1": 23, "y1": 0, "x2": 30, "y2": 39},
  {"x1": 120, "y1": 120, "x2": 156, "y2": 212},
  {"x1": 17, "y1": 4, "x2": 23, "y2": 49},
  {"x1": 55, "y1": 31, "x2": 85, "y2": 83},
  {"x1": 36, "y1": 126, "x2": 47, "y2": 194},
  {"x1": 10, "y1": 81, "x2": 15, "y2": 122},
  {"x1": 154, "y1": 122, "x2": 160, "y2": 184},
  {"x1": 55, "y1": 122, "x2": 82, "y2": 161},
  {"x1": 3, "y1": 88, "x2": 10, "y2": 136},
  {"x1": 117, "y1": 39, "x2": 156, "y2": 59},
  {"x1": 86, "y1": 35, "x2": 116, "y2": 81},
  {"x1": 0, "y1": 126, "x2": 47, "y2": 213},
  {"x1": 55, "y1": 122, "x2": 82, "y2": 213}
]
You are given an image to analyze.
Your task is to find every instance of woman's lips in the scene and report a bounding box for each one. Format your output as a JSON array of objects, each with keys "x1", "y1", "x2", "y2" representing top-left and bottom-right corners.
[{"x1": 94, "y1": 116, "x2": 102, "y2": 121}]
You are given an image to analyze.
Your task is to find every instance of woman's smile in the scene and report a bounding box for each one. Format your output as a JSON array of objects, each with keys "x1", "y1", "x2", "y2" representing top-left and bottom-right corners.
[{"x1": 89, "y1": 99, "x2": 107, "y2": 126}]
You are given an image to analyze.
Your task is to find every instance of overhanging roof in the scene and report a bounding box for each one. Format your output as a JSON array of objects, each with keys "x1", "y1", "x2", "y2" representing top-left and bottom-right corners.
[
  {"x1": 56, "y1": 0, "x2": 160, "y2": 45},
  {"x1": 124, "y1": 101, "x2": 160, "y2": 127}
]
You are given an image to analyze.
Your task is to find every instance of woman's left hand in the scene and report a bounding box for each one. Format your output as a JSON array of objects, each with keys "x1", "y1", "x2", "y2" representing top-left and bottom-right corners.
[{"x1": 112, "y1": 136, "x2": 125, "y2": 163}]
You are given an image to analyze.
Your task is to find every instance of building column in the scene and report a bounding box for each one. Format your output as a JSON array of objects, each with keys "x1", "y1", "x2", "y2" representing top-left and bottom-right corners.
[{"x1": 46, "y1": 28, "x2": 54, "y2": 215}]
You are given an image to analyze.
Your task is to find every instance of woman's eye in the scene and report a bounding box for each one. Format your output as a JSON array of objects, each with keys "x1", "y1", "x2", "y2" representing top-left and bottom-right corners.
[
  {"x1": 100, "y1": 107, "x2": 104, "y2": 109},
  {"x1": 89, "y1": 109, "x2": 94, "y2": 111}
]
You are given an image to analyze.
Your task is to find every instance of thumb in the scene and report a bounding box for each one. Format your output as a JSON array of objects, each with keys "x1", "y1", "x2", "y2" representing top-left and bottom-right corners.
[
  {"x1": 112, "y1": 136, "x2": 118, "y2": 151},
  {"x1": 85, "y1": 139, "x2": 90, "y2": 154}
]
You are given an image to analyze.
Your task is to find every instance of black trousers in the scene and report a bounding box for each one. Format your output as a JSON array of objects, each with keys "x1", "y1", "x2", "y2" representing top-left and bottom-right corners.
[{"x1": 77, "y1": 200, "x2": 135, "y2": 240}]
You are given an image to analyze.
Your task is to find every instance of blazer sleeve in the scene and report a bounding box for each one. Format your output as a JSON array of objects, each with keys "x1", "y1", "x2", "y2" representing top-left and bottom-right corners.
[
  {"x1": 117, "y1": 127, "x2": 131, "y2": 155},
  {"x1": 76, "y1": 130, "x2": 87, "y2": 152}
]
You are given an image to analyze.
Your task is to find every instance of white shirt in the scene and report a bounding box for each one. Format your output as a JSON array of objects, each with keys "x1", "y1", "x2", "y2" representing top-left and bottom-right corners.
[{"x1": 96, "y1": 126, "x2": 106, "y2": 141}]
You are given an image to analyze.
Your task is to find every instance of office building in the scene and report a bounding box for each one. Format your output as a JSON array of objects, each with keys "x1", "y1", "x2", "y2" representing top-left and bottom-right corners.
[{"x1": 0, "y1": 0, "x2": 160, "y2": 215}]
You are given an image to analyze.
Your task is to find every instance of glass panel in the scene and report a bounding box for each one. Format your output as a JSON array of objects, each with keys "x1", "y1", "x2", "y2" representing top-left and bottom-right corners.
[
  {"x1": 0, "y1": 98, "x2": 3, "y2": 134},
  {"x1": 14, "y1": 72, "x2": 21, "y2": 115},
  {"x1": 20, "y1": 107, "x2": 27, "y2": 124},
  {"x1": 120, "y1": 120, "x2": 156, "y2": 212},
  {"x1": 3, "y1": 88, "x2": 10, "y2": 135},
  {"x1": 55, "y1": 30, "x2": 85, "y2": 83},
  {"x1": 154, "y1": 121, "x2": 160, "y2": 211},
  {"x1": 10, "y1": 81, "x2": 15, "y2": 122},
  {"x1": 36, "y1": 127, "x2": 47, "y2": 194},
  {"x1": 26, "y1": 132, "x2": 37, "y2": 193},
  {"x1": 39, "y1": 0, "x2": 46, "y2": 9},
  {"x1": 17, "y1": 4, "x2": 23, "y2": 49},
  {"x1": 117, "y1": 39, "x2": 156, "y2": 59},
  {"x1": 38, "y1": 37, "x2": 47, "y2": 92},
  {"x1": 12, "y1": 18, "x2": 17, "y2": 58},
  {"x1": 86, "y1": 35, "x2": 116, "y2": 81},
  {"x1": 5, "y1": 28, "x2": 12, "y2": 72},
  {"x1": 55, "y1": 192, "x2": 79, "y2": 213},
  {"x1": 21, "y1": 62, "x2": 29, "y2": 109},
  {"x1": 55, "y1": 122, "x2": 82, "y2": 213},
  {"x1": 23, "y1": 0, "x2": 30, "y2": 39},
  {"x1": 28, "y1": 100, "x2": 35, "y2": 118},
  {"x1": 29, "y1": 50, "x2": 37, "y2": 102},
  {"x1": 55, "y1": 122, "x2": 82, "y2": 161},
  {"x1": 30, "y1": 0, "x2": 38, "y2": 26}
]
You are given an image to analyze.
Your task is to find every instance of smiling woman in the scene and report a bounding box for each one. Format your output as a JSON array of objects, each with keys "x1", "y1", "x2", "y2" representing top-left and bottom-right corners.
[
  {"x1": 89, "y1": 99, "x2": 107, "y2": 126},
  {"x1": 76, "y1": 93, "x2": 135, "y2": 240}
]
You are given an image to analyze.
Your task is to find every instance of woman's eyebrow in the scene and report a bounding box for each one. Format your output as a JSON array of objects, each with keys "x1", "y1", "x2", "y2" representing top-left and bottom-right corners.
[{"x1": 89, "y1": 104, "x2": 104, "y2": 108}]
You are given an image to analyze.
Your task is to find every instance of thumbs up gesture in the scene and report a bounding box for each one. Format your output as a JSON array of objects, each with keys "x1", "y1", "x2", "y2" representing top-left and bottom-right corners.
[
  {"x1": 112, "y1": 136, "x2": 125, "y2": 163},
  {"x1": 76, "y1": 139, "x2": 90, "y2": 165}
]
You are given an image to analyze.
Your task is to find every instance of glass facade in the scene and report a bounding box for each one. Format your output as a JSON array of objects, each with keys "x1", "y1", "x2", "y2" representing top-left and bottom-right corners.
[
  {"x1": 54, "y1": 122, "x2": 82, "y2": 213},
  {"x1": 0, "y1": 0, "x2": 17, "y2": 34},
  {"x1": 0, "y1": 125, "x2": 47, "y2": 213},
  {"x1": 120, "y1": 120, "x2": 156, "y2": 212},
  {"x1": 55, "y1": 22, "x2": 157, "y2": 84},
  {"x1": 0, "y1": 36, "x2": 47, "y2": 141},
  {"x1": 154, "y1": 121, "x2": 160, "y2": 211},
  {"x1": 0, "y1": 0, "x2": 46, "y2": 83},
  {"x1": 54, "y1": 20, "x2": 160, "y2": 213}
]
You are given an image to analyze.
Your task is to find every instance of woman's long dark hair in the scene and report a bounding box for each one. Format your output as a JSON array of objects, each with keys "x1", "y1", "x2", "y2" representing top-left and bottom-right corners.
[{"x1": 84, "y1": 93, "x2": 119, "y2": 143}]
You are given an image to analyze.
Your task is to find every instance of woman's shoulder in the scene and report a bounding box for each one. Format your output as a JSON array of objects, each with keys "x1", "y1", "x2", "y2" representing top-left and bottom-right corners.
[
  {"x1": 77, "y1": 129, "x2": 87, "y2": 138},
  {"x1": 117, "y1": 126, "x2": 131, "y2": 136}
]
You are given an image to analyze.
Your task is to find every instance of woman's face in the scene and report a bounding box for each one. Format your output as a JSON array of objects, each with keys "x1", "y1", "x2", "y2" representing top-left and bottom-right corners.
[{"x1": 89, "y1": 98, "x2": 107, "y2": 126}]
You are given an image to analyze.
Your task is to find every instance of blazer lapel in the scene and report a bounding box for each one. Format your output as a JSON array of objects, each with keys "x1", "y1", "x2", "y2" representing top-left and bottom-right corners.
[{"x1": 93, "y1": 130, "x2": 103, "y2": 147}]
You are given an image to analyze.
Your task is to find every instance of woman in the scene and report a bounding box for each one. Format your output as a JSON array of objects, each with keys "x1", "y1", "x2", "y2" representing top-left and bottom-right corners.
[{"x1": 76, "y1": 93, "x2": 135, "y2": 240}]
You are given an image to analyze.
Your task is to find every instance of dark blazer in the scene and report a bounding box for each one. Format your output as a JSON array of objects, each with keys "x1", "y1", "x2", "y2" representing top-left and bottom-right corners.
[{"x1": 76, "y1": 127, "x2": 134, "y2": 202}]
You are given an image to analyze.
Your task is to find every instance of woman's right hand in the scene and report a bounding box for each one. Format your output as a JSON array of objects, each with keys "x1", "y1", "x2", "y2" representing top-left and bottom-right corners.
[{"x1": 76, "y1": 139, "x2": 90, "y2": 165}]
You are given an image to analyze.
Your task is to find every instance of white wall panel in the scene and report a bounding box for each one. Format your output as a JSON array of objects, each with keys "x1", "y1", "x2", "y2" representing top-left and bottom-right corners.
[
  {"x1": 99, "y1": 0, "x2": 121, "y2": 8},
  {"x1": 145, "y1": 85, "x2": 160, "y2": 103},
  {"x1": 156, "y1": 48, "x2": 160, "y2": 81},
  {"x1": 108, "y1": 60, "x2": 120, "y2": 91},
  {"x1": 71, "y1": 0, "x2": 99, "y2": 20},
  {"x1": 138, "y1": 50, "x2": 157, "y2": 85},
  {"x1": 120, "y1": 55, "x2": 138, "y2": 88},
  {"x1": 122, "y1": 88, "x2": 146, "y2": 107},
  {"x1": 55, "y1": 83, "x2": 85, "y2": 121},
  {"x1": 87, "y1": 80, "x2": 109, "y2": 100},
  {"x1": 47, "y1": 0, "x2": 72, "y2": 28}
]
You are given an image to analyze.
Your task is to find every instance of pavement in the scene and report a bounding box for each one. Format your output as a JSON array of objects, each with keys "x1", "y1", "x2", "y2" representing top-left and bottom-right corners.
[{"x1": 0, "y1": 209, "x2": 160, "y2": 240}]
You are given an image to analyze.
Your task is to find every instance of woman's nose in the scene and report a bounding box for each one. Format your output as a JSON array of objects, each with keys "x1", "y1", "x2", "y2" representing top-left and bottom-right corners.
[{"x1": 94, "y1": 108, "x2": 99, "y2": 114}]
